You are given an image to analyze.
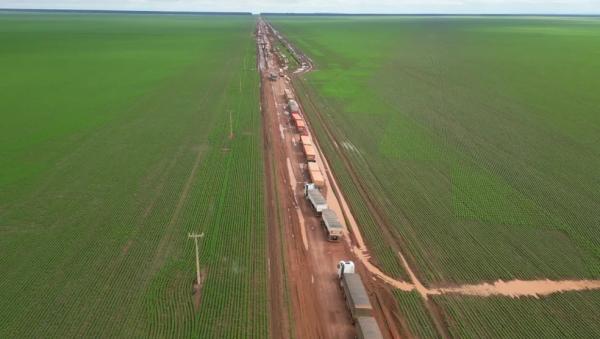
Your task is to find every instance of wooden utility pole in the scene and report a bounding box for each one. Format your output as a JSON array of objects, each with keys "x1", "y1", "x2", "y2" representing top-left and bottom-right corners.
[{"x1": 188, "y1": 232, "x2": 204, "y2": 287}]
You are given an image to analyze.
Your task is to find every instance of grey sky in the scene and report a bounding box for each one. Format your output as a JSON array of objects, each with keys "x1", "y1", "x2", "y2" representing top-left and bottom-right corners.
[{"x1": 1, "y1": 0, "x2": 599, "y2": 14}]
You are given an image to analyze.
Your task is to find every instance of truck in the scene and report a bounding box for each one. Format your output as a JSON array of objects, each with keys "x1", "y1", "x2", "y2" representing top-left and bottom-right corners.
[
  {"x1": 300, "y1": 135, "x2": 312, "y2": 146},
  {"x1": 356, "y1": 317, "x2": 384, "y2": 339},
  {"x1": 288, "y1": 100, "x2": 300, "y2": 114},
  {"x1": 303, "y1": 143, "x2": 317, "y2": 162},
  {"x1": 307, "y1": 162, "x2": 324, "y2": 187},
  {"x1": 321, "y1": 209, "x2": 343, "y2": 241},
  {"x1": 304, "y1": 183, "x2": 327, "y2": 214},
  {"x1": 279, "y1": 68, "x2": 284, "y2": 77},
  {"x1": 337, "y1": 261, "x2": 373, "y2": 322},
  {"x1": 268, "y1": 73, "x2": 278, "y2": 81},
  {"x1": 291, "y1": 113, "x2": 302, "y2": 123},
  {"x1": 284, "y1": 88, "x2": 294, "y2": 101},
  {"x1": 295, "y1": 120, "x2": 308, "y2": 136}
]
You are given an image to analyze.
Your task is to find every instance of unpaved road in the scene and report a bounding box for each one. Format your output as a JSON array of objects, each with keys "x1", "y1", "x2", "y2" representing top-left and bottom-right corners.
[
  {"x1": 260, "y1": 18, "x2": 410, "y2": 338},
  {"x1": 259, "y1": 20, "x2": 360, "y2": 339}
]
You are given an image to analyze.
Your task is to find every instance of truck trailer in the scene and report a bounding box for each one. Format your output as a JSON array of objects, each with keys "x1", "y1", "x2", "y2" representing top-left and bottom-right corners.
[
  {"x1": 307, "y1": 162, "x2": 324, "y2": 187},
  {"x1": 321, "y1": 209, "x2": 343, "y2": 241},
  {"x1": 288, "y1": 100, "x2": 300, "y2": 114},
  {"x1": 284, "y1": 88, "x2": 294, "y2": 101},
  {"x1": 300, "y1": 135, "x2": 312, "y2": 146},
  {"x1": 304, "y1": 183, "x2": 327, "y2": 214},
  {"x1": 295, "y1": 120, "x2": 308, "y2": 136},
  {"x1": 303, "y1": 143, "x2": 317, "y2": 162},
  {"x1": 291, "y1": 113, "x2": 302, "y2": 123},
  {"x1": 337, "y1": 261, "x2": 373, "y2": 321},
  {"x1": 356, "y1": 317, "x2": 384, "y2": 339}
]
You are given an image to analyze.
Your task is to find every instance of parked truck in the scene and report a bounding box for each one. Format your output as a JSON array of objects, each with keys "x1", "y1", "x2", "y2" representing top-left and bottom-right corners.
[
  {"x1": 295, "y1": 120, "x2": 308, "y2": 136},
  {"x1": 307, "y1": 162, "x2": 324, "y2": 187},
  {"x1": 284, "y1": 88, "x2": 294, "y2": 101},
  {"x1": 300, "y1": 135, "x2": 312, "y2": 146},
  {"x1": 291, "y1": 113, "x2": 302, "y2": 123},
  {"x1": 337, "y1": 261, "x2": 373, "y2": 322},
  {"x1": 288, "y1": 100, "x2": 300, "y2": 114},
  {"x1": 321, "y1": 209, "x2": 343, "y2": 241},
  {"x1": 304, "y1": 183, "x2": 327, "y2": 214},
  {"x1": 303, "y1": 143, "x2": 317, "y2": 162},
  {"x1": 356, "y1": 316, "x2": 384, "y2": 339}
]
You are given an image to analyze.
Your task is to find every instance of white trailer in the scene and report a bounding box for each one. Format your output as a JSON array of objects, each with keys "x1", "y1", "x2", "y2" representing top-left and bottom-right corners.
[
  {"x1": 304, "y1": 183, "x2": 327, "y2": 214},
  {"x1": 321, "y1": 209, "x2": 343, "y2": 241}
]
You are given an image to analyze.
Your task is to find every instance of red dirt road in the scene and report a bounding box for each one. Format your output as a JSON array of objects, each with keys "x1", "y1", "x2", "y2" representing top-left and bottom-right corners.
[
  {"x1": 259, "y1": 32, "x2": 355, "y2": 339},
  {"x1": 258, "y1": 20, "x2": 402, "y2": 339}
]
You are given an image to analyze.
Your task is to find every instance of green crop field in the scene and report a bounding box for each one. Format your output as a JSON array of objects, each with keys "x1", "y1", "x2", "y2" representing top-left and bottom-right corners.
[
  {"x1": 0, "y1": 13, "x2": 267, "y2": 338},
  {"x1": 393, "y1": 291, "x2": 438, "y2": 338},
  {"x1": 435, "y1": 291, "x2": 600, "y2": 338},
  {"x1": 269, "y1": 16, "x2": 600, "y2": 337}
]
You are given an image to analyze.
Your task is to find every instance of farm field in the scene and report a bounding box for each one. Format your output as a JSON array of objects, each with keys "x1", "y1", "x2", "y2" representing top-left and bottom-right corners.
[
  {"x1": 0, "y1": 13, "x2": 268, "y2": 338},
  {"x1": 268, "y1": 16, "x2": 600, "y2": 337},
  {"x1": 435, "y1": 291, "x2": 600, "y2": 338}
]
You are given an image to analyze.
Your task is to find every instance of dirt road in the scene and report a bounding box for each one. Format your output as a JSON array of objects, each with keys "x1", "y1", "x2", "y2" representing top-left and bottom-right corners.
[{"x1": 259, "y1": 20, "x2": 399, "y2": 338}]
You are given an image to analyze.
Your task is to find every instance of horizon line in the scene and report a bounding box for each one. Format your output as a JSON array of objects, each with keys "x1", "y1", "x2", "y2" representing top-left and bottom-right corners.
[{"x1": 2, "y1": 8, "x2": 600, "y2": 16}]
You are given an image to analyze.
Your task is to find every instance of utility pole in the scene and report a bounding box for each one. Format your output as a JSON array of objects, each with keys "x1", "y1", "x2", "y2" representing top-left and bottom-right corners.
[{"x1": 188, "y1": 232, "x2": 204, "y2": 287}]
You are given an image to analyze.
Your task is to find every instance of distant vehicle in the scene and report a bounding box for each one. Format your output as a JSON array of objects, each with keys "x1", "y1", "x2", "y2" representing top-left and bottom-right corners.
[
  {"x1": 304, "y1": 183, "x2": 327, "y2": 214},
  {"x1": 269, "y1": 73, "x2": 278, "y2": 81},
  {"x1": 284, "y1": 88, "x2": 294, "y2": 101},
  {"x1": 279, "y1": 68, "x2": 284, "y2": 77},
  {"x1": 290, "y1": 112, "x2": 302, "y2": 123},
  {"x1": 288, "y1": 100, "x2": 300, "y2": 114},
  {"x1": 337, "y1": 261, "x2": 373, "y2": 322},
  {"x1": 295, "y1": 120, "x2": 308, "y2": 136}
]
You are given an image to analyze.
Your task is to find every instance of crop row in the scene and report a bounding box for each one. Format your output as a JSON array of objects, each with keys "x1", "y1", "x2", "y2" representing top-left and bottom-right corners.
[
  {"x1": 393, "y1": 291, "x2": 439, "y2": 339},
  {"x1": 435, "y1": 292, "x2": 600, "y2": 338}
]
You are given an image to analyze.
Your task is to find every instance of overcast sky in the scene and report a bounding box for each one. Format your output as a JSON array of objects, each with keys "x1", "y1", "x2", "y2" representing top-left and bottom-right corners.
[{"x1": 1, "y1": 0, "x2": 600, "y2": 14}]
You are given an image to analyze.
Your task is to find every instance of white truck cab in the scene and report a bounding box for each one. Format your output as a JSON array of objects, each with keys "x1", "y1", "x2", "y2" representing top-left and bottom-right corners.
[{"x1": 337, "y1": 260, "x2": 356, "y2": 278}]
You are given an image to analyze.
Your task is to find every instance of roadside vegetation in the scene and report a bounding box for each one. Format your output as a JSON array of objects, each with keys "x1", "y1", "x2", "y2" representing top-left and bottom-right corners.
[
  {"x1": 269, "y1": 15, "x2": 600, "y2": 337},
  {"x1": 0, "y1": 13, "x2": 267, "y2": 338}
]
